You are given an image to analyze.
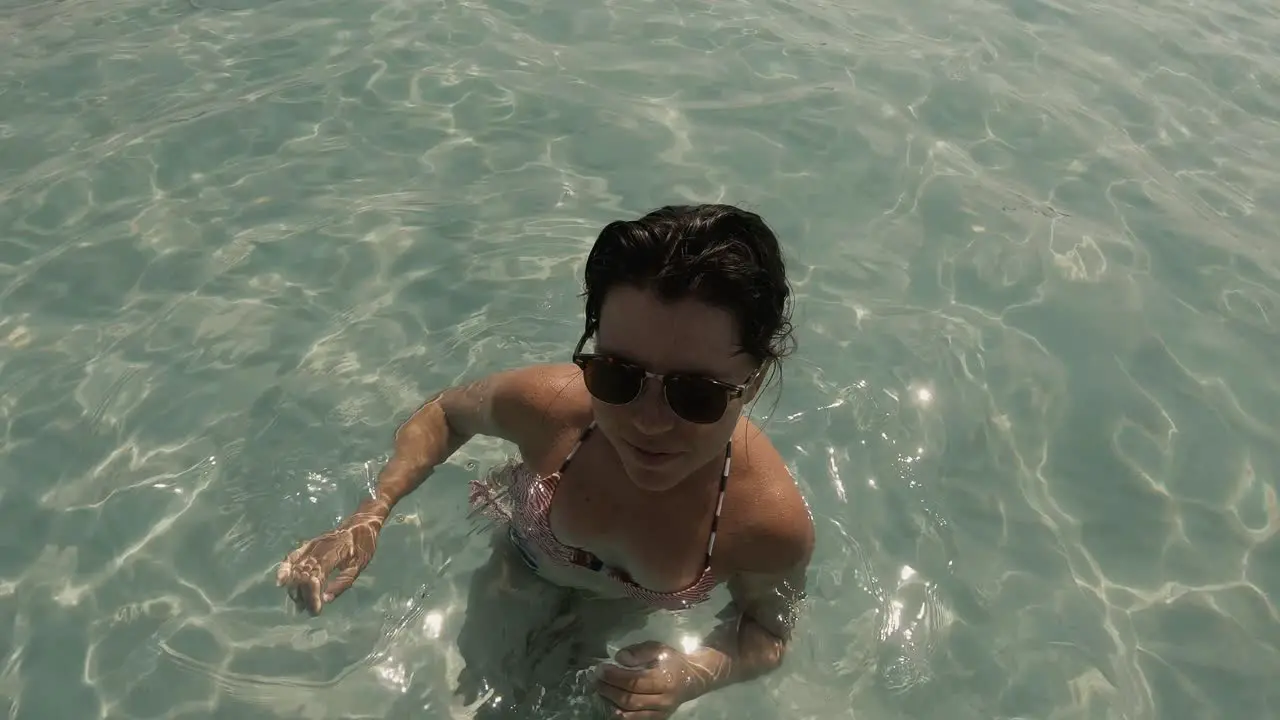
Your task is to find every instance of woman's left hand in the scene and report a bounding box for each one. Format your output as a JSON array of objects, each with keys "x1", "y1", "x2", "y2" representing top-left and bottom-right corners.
[{"x1": 593, "y1": 640, "x2": 704, "y2": 718}]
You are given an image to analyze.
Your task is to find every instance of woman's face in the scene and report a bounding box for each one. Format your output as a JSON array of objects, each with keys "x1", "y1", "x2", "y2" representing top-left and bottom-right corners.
[{"x1": 587, "y1": 285, "x2": 762, "y2": 492}]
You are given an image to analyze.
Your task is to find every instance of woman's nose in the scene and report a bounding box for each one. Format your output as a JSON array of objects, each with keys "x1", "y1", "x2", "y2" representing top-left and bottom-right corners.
[{"x1": 631, "y1": 376, "x2": 676, "y2": 434}]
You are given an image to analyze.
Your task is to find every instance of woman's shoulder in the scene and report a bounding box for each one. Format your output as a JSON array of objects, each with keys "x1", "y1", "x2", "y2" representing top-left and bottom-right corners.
[
  {"x1": 488, "y1": 362, "x2": 594, "y2": 449},
  {"x1": 720, "y1": 421, "x2": 815, "y2": 576},
  {"x1": 499, "y1": 362, "x2": 591, "y2": 417}
]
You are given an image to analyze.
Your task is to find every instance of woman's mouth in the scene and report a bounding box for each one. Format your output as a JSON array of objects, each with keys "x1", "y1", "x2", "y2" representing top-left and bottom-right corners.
[{"x1": 627, "y1": 441, "x2": 678, "y2": 465}]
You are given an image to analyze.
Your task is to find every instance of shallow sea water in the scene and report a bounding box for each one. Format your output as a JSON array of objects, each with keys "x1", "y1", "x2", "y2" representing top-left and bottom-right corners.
[{"x1": 2, "y1": 0, "x2": 1280, "y2": 718}]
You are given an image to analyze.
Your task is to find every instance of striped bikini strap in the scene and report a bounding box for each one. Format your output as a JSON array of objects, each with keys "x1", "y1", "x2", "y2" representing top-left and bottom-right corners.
[
  {"x1": 704, "y1": 439, "x2": 732, "y2": 563},
  {"x1": 557, "y1": 421, "x2": 597, "y2": 473}
]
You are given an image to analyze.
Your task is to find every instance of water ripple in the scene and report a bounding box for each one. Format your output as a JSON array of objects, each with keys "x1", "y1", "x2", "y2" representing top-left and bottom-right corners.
[{"x1": 1, "y1": 0, "x2": 1279, "y2": 717}]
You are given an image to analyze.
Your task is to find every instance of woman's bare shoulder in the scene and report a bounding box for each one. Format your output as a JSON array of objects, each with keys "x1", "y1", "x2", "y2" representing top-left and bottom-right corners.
[
  {"x1": 488, "y1": 362, "x2": 594, "y2": 445},
  {"x1": 721, "y1": 421, "x2": 816, "y2": 575}
]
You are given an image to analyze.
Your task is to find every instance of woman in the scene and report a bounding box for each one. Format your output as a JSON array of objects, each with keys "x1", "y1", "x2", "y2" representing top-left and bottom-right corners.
[{"x1": 277, "y1": 204, "x2": 815, "y2": 718}]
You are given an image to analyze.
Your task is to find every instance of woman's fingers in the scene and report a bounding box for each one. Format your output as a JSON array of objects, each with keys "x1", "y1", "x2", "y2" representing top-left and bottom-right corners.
[
  {"x1": 322, "y1": 560, "x2": 365, "y2": 604},
  {"x1": 277, "y1": 530, "x2": 374, "y2": 614},
  {"x1": 277, "y1": 541, "x2": 336, "y2": 615},
  {"x1": 276, "y1": 542, "x2": 311, "y2": 586}
]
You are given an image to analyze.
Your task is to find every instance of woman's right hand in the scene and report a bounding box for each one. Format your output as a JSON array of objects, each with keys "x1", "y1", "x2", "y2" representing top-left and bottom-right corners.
[{"x1": 276, "y1": 503, "x2": 386, "y2": 615}]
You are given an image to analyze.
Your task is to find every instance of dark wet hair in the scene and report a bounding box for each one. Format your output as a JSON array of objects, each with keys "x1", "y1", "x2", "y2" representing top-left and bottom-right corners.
[{"x1": 581, "y1": 204, "x2": 795, "y2": 370}]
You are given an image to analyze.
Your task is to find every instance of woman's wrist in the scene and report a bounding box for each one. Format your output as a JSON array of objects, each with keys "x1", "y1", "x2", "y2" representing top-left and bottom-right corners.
[{"x1": 346, "y1": 496, "x2": 392, "y2": 528}]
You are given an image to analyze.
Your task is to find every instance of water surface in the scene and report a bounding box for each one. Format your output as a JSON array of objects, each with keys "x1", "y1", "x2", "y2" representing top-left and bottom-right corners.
[{"x1": 2, "y1": 0, "x2": 1280, "y2": 718}]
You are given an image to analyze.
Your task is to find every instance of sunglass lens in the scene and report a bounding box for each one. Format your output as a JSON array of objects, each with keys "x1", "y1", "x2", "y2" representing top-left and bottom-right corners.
[
  {"x1": 582, "y1": 358, "x2": 643, "y2": 405},
  {"x1": 666, "y1": 376, "x2": 728, "y2": 424}
]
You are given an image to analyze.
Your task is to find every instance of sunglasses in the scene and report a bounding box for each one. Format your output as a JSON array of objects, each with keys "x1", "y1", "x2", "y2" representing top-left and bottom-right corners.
[{"x1": 571, "y1": 336, "x2": 758, "y2": 424}]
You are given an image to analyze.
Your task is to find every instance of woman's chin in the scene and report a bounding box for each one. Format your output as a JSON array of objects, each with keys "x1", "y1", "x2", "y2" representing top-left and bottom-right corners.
[{"x1": 621, "y1": 460, "x2": 685, "y2": 493}]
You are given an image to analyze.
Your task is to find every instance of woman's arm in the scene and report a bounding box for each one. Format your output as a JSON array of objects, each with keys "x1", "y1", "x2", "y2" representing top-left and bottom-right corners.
[
  {"x1": 362, "y1": 364, "x2": 580, "y2": 519},
  {"x1": 278, "y1": 364, "x2": 582, "y2": 613},
  {"x1": 594, "y1": 502, "x2": 815, "y2": 716},
  {"x1": 681, "y1": 532, "x2": 813, "y2": 697}
]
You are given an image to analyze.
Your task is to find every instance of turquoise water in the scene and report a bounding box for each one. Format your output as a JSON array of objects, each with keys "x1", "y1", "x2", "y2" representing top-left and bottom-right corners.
[{"x1": 3, "y1": 0, "x2": 1280, "y2": 717}]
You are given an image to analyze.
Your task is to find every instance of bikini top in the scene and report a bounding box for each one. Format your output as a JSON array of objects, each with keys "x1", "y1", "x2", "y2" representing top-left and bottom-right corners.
[{"x1": 508, "y1": 421, "x2": 730, "y2": 611}]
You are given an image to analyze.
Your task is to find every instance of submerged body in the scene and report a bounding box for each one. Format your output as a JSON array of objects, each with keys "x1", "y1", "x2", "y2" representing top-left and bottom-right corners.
[{"x1": 277, "y1": 204, "x2": 815, "y2": 718}]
